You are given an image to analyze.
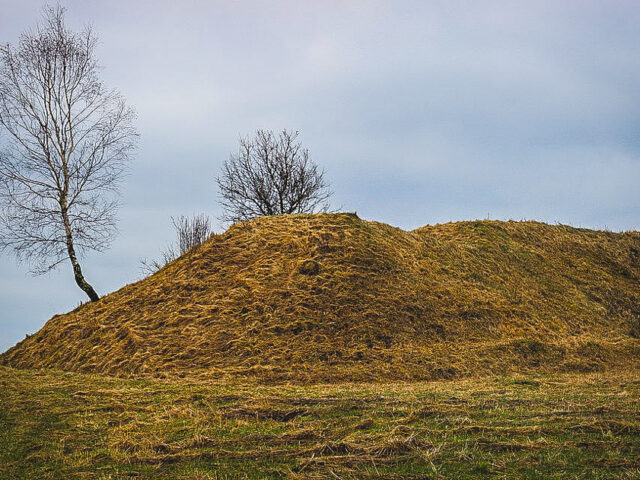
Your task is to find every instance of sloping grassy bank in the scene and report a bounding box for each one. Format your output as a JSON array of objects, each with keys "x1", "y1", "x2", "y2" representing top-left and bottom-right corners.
[{"x1": 2, "y1": 214, "x2": 639, "y2": 382}]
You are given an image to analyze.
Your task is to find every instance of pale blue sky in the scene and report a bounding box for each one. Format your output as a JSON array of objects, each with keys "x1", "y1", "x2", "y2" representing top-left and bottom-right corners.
[{"x1": 1, "y1": 1, "x2": 639, "y2": 352}]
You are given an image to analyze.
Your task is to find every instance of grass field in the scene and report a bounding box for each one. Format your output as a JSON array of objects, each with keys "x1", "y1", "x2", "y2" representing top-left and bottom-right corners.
[{"x1": 1, "y1": 367, "x2": 639, "y2": 479}]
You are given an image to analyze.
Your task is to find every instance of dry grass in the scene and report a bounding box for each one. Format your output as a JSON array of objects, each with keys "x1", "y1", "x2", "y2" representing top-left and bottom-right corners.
[
  {"x1": 1, "y1": 366, "x2": 639, "y2": 479},
  {"x1": 1, "y1": 213, "x2": 639, "y2": 382}
]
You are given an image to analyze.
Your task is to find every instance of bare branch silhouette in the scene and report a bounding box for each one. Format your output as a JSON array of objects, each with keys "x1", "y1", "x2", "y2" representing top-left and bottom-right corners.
[
  {"x1": 0, "y1": 5, "x2": 138, "y2": 301},
  {"x1": 140, "y1": 214, "x2": 213, "y2": 275},
  {"x1": 217, "y1": 129, "x2": 331, "y2": 223}
]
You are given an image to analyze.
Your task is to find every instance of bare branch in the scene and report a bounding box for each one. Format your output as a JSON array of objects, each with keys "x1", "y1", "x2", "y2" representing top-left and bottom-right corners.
[
  {"x1": 217, "y1": 129, "x2": 332, "y2": 223},
  {"x1": 140, "y1": 214, "x2": 213, "y2": 275},
  {"x1": 0, "y1": 5, "x2": 138, "y2": 301}
]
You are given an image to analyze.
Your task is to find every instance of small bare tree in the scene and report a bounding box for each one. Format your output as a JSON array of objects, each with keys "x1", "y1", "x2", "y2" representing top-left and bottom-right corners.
[
  {"x1": 172, "y1": 214, "x2": 212, "y2": 256},
  {"x1": 0, "y1": 6, "x2": 137, "y2": 301},
  {"x1": 217, "y1": 129, "x2": 331, "y2": 223},
  {"x1": 140, "y1": 214, "x2": 212, "y2": 275}
]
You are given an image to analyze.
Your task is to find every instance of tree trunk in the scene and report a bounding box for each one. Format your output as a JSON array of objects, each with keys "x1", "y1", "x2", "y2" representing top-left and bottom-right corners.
[
  {"x1": 57, "y1": 138, "x2": 100, "y2": 302},
  {"x1": 61, "y1": 209, "x2": 100, "y2": 302}
]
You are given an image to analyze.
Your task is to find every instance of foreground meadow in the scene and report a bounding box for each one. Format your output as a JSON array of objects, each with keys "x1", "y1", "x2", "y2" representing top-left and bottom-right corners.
[{"x1": 1, "y1": 367, "x2": 639, "y2": 479}]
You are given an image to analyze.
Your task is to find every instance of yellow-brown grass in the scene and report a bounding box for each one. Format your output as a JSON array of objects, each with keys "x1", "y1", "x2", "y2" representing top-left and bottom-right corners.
[{"x1": 2, "y1": 213, "x2": 639, "y2": 382}]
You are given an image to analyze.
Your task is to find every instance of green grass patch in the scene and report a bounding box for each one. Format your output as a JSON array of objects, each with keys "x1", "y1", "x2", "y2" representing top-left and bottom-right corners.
[{"x1": 1, "y1": 367, "x2": 639, "y2": 479}]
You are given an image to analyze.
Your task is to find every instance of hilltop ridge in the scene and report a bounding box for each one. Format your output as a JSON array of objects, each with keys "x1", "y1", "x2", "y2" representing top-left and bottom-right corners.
[{"x1": 2, "y1": 213, "x2": 639, "y2": 382}]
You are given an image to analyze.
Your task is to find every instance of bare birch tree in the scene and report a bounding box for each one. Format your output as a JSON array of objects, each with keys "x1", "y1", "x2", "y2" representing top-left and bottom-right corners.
[
  {"x1": 217, "y1": 129, "x2": 331, "y2": 223},
  {"x1": 0, "y1": 6, "x2": 137, "y2": 301}
]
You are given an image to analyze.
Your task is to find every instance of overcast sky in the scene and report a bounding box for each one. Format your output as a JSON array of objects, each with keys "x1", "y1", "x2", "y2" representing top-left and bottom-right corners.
[{"x1": 1, "y1": 1, "x2": 639, "y2": 352}]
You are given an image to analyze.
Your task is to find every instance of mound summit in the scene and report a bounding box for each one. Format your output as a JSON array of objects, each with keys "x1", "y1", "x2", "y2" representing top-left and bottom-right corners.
[{"x1": 2, "y1": 213, "x2": 639, "y2": 382}]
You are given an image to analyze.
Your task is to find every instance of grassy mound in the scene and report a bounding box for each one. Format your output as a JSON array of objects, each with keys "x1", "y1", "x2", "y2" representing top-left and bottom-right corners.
[{"x1": 1, "y1": 213, "x2": 639, "y2": 382}]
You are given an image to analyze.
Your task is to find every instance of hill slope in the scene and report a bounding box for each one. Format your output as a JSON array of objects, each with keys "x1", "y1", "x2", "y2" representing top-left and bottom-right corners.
[{"x1": 2, "y1": 213, "x2": 639, "y2": 382}]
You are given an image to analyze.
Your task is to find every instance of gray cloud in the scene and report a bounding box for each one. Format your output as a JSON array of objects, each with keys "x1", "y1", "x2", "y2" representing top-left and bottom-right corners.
[{"x1": 1, "y1": 0, "x2": 639, "y2": 351}]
